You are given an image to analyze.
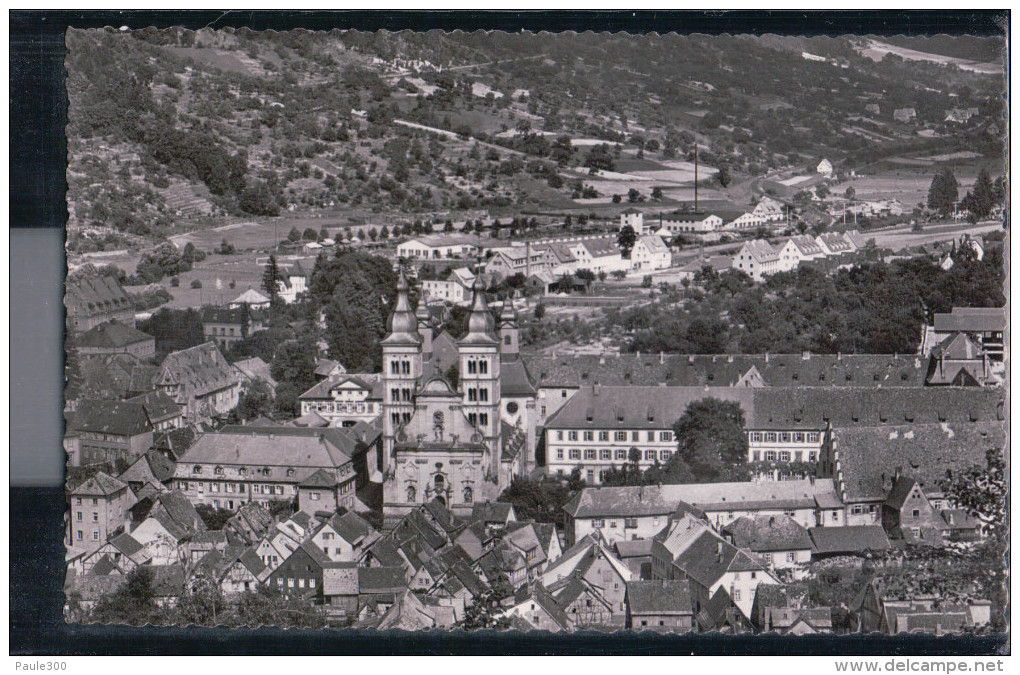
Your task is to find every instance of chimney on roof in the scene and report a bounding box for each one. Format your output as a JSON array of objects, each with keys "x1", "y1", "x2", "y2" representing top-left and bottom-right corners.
[{"x1": 894, "y1": 466, "x2": 902, "y2": 481}]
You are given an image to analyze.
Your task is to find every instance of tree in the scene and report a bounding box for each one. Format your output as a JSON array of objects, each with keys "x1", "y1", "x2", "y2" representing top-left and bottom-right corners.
[
  {"x1": 271, "y1": 339, "x2": 317, "y2": 394},
  {"x1": 666, "y1": 398, "x2": 750, "y2": 483},
  {"x1": 959, "y1": 167, "x2": 996, "y2": 223},
  {"x1": 368, "y1": 226, "x2": 379, "y2": 242},
  {"x1": 380, "y1": 225, "x2": 390, "y2": 240},
  {"x1": 939, "y1": 446, "x2": 1006, "y2": 542},
  {"x1": 232, "y1": 378, "x2": 274, "y2": 422},
  {"x1": 88, "y1": 566, "x2": 157, "y2": 625},
  {"x1": 598, "y1": 270, "x2": 608, "y2": 282},
  {"x1": 303, "y1": 228, "x2": 319, "y2": 241},
  {"x1": 190, "y1": 279, "x2": 203, "y2": 289},
  {"x1": 533, "y1": 303, "x2": 546, "y2": 320},
  {"x1": 844, "y1": 186, "x2": 856, "y2": 201},
  {"x1": 716, "y1": 166, "x2": 731, "y2": 187},
  {"x1": 498, "y1": 476, "x2": 572, "y2": 526},
  {"x1": 627, "y1": 188, "x2": 643, "y2": 203},
  {"x1": 262, "y1": 254, "x2": 281, "y2": 303},
  {"x1": 617, "y1": 224, "x2": 637, "y2": 259},
  {"x1": 458, "y1": 589, "x2": 513, "y2": 630},
  {"x1": 927, "y1": 168, "x2": 959, "y2": 216},
  {"x1": 612, "y1": 194, "x2": 622, "y2": 204},
  {"x1": 195, "y1": 504, "x2": 235, "y2": 530},
  {"x1": 611, "y1": 270, "x2": 627, "y2": 280},
  {"x1": 288, "y1": 227, "x2": 302, "y2": 243},
  {"x1": 651, "y1": 186, "x2": 664, "y2": 200}
]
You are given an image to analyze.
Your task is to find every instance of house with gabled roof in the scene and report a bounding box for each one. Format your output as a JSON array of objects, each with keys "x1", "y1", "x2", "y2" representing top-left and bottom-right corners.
[
  {"x1": 502, "y1": 583, "x2": 573, "y2": 632},
  {"x1": 157, "y1": 342, "x2": 241, "y2": 422},
  {"x1": 309, "y1": 511, "x2": 381, "y2": 563},
  {"x1": 808, "y1": 525, "x2": 890, "y2": 558},
  {"x1": 732, "y1": 239, "x2": 781, "y2": 280},
  {"x1": 233, "y1": 356, "x2": 278, "y2": 393},
  {"x1": 193, "y1": 546, "x2": 270, "y2": 595},
  {"x1": 776, "y1": 235, "x2": 826, "y2": 271},
  {"x1": 82, "y1": 532, "x2": 152, "y2": 575},
  {"x1": 469, "y1": 501, "x2": 517, "y2": 532},
  {"x1": 298, "y1": 374, "x2": 384, "y2": 427},
  {"x1": 538, "y1": 533, "x2": 632, "y2": 625},
  {"x1": 229, "y1": 288, "x2": 271, "y2": 310},
  {"x1": 819, "y1": 422, "x2": 1005, "y2": 526},
  {"x1": 631, "y1": 235, "x2": 671, "y2": 271},
  {"x1": 70, "y1": 399, "x2": 156, "y2": 467},
  {"x1": 881, "y1": 476, "x2": 950, "y2": 545},
  {"x1": 547, "y1": 572, "x2": 617, "y2": 628},
  {"x1": 65, "y1": 275, "x2": 136, "y2": 333},
  {"x1": 69, "y1": 472, "x2": 136, "y2": 553},
  {"x1": 75, "y1": 320, "x2": 155, "y2": 360},
  {"x1": 172, "y1": 425, "x2": 360, "y2": 511},
  {"x1": 722, "y1": 514, "x2": 813, "y2": 574},
  {"x1": 268, "y1": 540, "x2": 332, "y2": 599},
  {"x1": 651, "y1": 518, "x2": 780, "y2": 620},
  {"x1": 625, "y1": 579, "x2": 695, "y2": 632}
]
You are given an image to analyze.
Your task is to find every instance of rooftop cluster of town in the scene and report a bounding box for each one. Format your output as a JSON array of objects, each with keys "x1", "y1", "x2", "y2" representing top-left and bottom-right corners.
[{"x1": 63, "y1": 249, "x2": 1004, "y2": 631}]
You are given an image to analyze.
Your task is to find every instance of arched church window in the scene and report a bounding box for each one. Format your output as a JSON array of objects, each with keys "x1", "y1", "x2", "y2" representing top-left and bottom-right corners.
[
  {"x1": 407, "y1": 486, "x2": 416, "y2": 502},
  {"x1": 463, "y1": 486, "x2": 473, "y2": 503},
  {"x1": 434, "y1": 474, "x2": 446, "y2": 493}
]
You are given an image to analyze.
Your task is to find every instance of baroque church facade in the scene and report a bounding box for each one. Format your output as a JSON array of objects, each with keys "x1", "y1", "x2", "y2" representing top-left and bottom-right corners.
[{"x1": 380, "y1": 272, "x2": 537, "y2": 525}]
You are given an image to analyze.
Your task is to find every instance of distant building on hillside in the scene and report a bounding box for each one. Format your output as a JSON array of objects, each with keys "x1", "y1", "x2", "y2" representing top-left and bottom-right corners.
[
  {"x1": 732, "y1": 240, "x2": 782, "y2": 281},
  {"x1": 893, "y1": 108, "x2": 917, "y2": 123},
  {"x1": 620, "y1": 208, "x2": 644, "y2": 233},
  {"x1": 397, "y1": 236, "x2": 481, "y2": 260},
  {"x1": 816, "y1": 159, "x2": 834, "y2": 176}
]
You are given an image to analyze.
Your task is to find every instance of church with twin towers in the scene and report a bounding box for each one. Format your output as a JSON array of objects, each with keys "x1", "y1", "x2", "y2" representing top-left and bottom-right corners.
[{"x1": 380, "y1": 270, "x2": 537, "y2": 525}]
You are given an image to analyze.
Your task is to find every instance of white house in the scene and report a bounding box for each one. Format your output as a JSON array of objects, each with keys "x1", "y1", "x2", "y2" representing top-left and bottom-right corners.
[
  {"x1": 775, "y1": 235, "x2": 826, "y2": 272},
  {"x1": 816, "y1": 159, "x2": 833, "y2": 177},
  {"x1": 656, "y1": 213, "x2": 723, "y2": 235},
  {"x1": 569, "y1": 237, "x2": 629, "y2": 275},
  {"x1": 421, "y1": 267, "x2": 475, "y2": 305},
  {"x1": 815, "y1": 232, "x2": 854, "y2": 256},
  {"x1": 278, "y1": 261, "x2": 311, "y2": 304},
  {"x1": 230, "y1": 288, "x2": 271, "y2": 310},
  {"x1": 298, "y1": 375, "x2": 385, "y2": 427},
  {"x1": 752, "y1": 196, "x2": 786, "y2": 223},
  {"x1": 620, "y1": 208, "x2": 645, "y2": 234},
  {"x1": 630, "y1": 235, "x2": 671, "y2": 272},
  {"x1": 397, "y1": 236, "x2": 481, "y2": 260},
  {"x1": 732, "y1": 240, "x2": 782, "y2": 281}
]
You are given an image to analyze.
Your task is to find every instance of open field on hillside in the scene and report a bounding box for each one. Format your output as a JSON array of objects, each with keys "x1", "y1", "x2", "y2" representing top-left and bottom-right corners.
[
  {"x1": 869, "y1": 221, "x2": 1003, "y2": 252},
  {"x1": 857, "y1": 39, "x2": 1002, "y2": 75}
]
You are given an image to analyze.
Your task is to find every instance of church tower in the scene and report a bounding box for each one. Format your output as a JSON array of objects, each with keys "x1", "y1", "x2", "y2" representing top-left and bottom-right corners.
[
  {"x1": 458, "y1": 276, "x2": 501, "y2": 479},
  {"x1": 380, "y1": 271, "x2": 421, "y2": 475},
  {"x1": 498, "y1": 297, "x2": 520, "y2": 358}
]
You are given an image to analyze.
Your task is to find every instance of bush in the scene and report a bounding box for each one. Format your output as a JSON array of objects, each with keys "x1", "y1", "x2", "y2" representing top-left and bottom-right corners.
[
  {"x1": 170, "y1": 276, "x2": 180, "y2": 288},
  {"x1": 191, "y1": 279, "x2": 203, "y2": 289}
]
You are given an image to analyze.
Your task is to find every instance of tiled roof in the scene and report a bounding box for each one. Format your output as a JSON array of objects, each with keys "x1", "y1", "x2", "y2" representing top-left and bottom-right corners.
[
  {"x1": 500, "y1": 357, "x2": 537, "y2": 396},
  {"x1": 818, "y1": 232, "x2": 853, "y2": 253},
  {"x1": 200, "y1": 306, "x2": 250, "y2": 325},
  {"x1": 127, "y1": 390, "x2": 183, "y2": 422},
  {"x1": 469, "y1": 501, "x2": 514, "y2": 524},
  {"x1": 176, "y1": 430, "x2": 351, "y2": 485},
  {"x1": 614, "y1": 539, "x2": 655, "y2": 558},
  {"x1": 751, "y1": 387, "x2": 1003, "y2": 430},
  {"x1": 231, "y1": 288, "x2": 270, "y2": 305},
  {"x1": 808, "y1": 526, "x2": 890, "y2": 555},
  {"x1": 71, "y1": 471, "x2": 128, "y2": 497},
  {"x1": 722, "y1": 515, "x2": 812, "y2": 552},
  {"x1": 358, "y1": 565, "x2": 407, "y2": 594},
  {"x1": 366, "y1": 539, "x2": 405, "y2": 568},
  {"x1": 298, "y1": 374, "x2": 383, "y2": 401},
  {"x1": 579, "y1": 237, "x2": 622, "y2": 259},
  {"x1": 832, "y1": 422, "x2": 1004, "y2": 502},
  {"x1": 71, "y1": 399, "x2": 152, "y2": 437},
  {"x1": 564, "y1": 485, "x2": 683, "y2": 519},
  {"x1": 545, "y1": 385, "x2": 756, "y2": 430},
  {"x1": 299, "y1": 468, "x2": 339, "y2": 489},
  {"x1": 234, "y1": 357, "x2": 277, "y2": 388},
  {"x1": 843, "y1": 230, "x2": 869, "y2": 250},
  {"x1": 788, "y1": 235, "x2": 824, "y2": 256},
  {"x1": 933, "y1": 307, "x2": 1005, "y2": 334},
  {"x1": 75, "y1": 321, "x2": 152, "y2": 349},
  {"x1": 66, "y1": 276, "x2": 133, "y2": 317},
  {"x1": 660, "y1": 478, "x2": 840, "y2": 513},
  {"x1": 160, "y1": 342, "x2": 239, "y2": 397},
  {"x1": 110, "y1": 532, "x2": 149, "y2": 561},
  {"x1": 118, "y1": 451, "x2": 175, "y2": 486},
  {"x1": 637, "y1": 235, "x2": 669, "y2": 253},
  {"x1": 290, "y1": 411, "x2": 330, "y2": 428},
  {"x1": 89, "y1": 554, "x2": 120, "y2": 576},
  {"x1": 741, "y1": 239, "x2": 780, "y2": 263},
  {"x1": 328, "y1": 511, "x2": 376, "y2": 545},
  {"x1": 626, "y1": 580, "x2": 694, "y2": 615}
]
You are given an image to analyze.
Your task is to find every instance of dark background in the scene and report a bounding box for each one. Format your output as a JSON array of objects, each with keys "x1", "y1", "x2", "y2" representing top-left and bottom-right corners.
[{"x1": 9, "y1": 9, "x2": 1008, "y2": 655}]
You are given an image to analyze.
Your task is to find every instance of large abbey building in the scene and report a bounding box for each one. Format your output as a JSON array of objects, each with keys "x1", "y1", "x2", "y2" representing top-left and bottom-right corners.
[{"x1": 380, "y1": 272, "x2": 537, "y2": 525}]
